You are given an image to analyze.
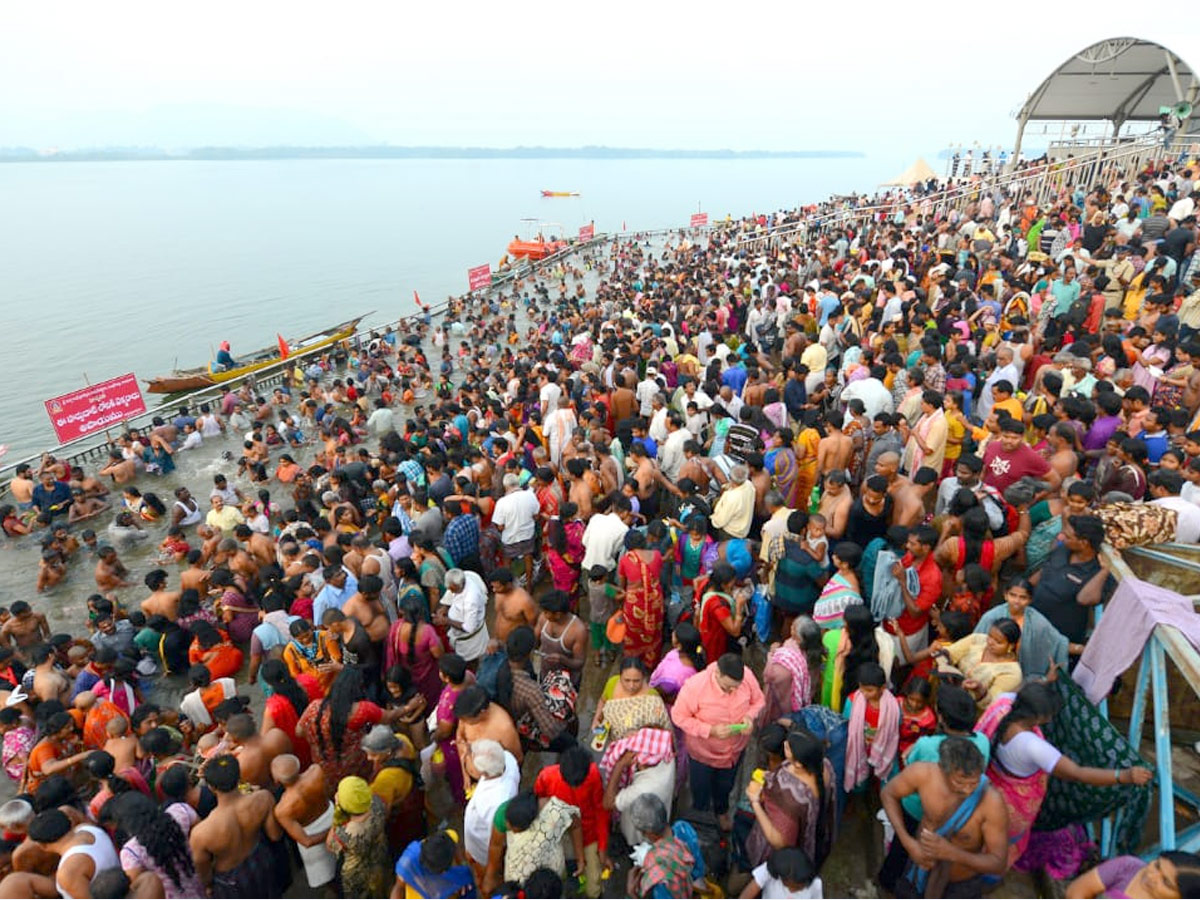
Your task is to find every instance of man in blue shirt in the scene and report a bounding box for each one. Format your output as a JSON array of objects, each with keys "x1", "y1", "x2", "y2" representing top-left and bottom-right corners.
[
  {"x1": 312, "y1": 565, "x2": 358, "y2": 626},
  {"x1": 441, "y1": 501, "x2": 480, "y2": 568},
  {"x1": 1050, "y1": 266, "x2": 1081, "y2": 317},
  {"x1": 32, "y1": 472, "x2": 73, "y2": 518}
]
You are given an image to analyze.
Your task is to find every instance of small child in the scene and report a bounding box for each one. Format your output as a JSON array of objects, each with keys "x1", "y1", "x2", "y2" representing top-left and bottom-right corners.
[
  {"x1": 80, "y1": 528, "x2": 99, "y2": 555},
  {"x1": 158, "y1": 526, "x2": 191, "y2": 565},
  {"x1": 621, "y1": 479, "x2": 643, "y2": 522},
  {"x1": 801, "y1": 513, "x2": 829, "y2": 567},
  {"x1": 585, "y1": 565, "x2": 624, "y2": 668},
  {"x1": 747, "y1": 847, "x2": 823, "y2": 899},
  {"x1": 946, "y1": 563, "x2": 992, "y2": 628},
  {"x1": 896, "y1": 676, "x2": 936, "y2": 763},
  {"x1": 843, "y1": 662, "x2": 899, "y2": 792}
]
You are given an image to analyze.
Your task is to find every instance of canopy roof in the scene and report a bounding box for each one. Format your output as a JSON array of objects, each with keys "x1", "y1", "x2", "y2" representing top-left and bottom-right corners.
[
  {"x1": 882, "y1": 158, "x2": 937, "y2": 186},
  {"x1": 1018, "y1": 37, "x2": 1198, "y2": 125}
]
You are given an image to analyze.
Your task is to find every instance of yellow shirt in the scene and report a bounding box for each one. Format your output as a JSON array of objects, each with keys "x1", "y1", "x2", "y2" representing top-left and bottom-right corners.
[
  {"x1": 994, "y1": 397, "x2": 1025, "y2": 423},
  {"x1": 710, "y1": 481, "x2": 756, "y2": 539},
  {"x1": 205, "y1": 505, "x2": 245, "y2": 534}
]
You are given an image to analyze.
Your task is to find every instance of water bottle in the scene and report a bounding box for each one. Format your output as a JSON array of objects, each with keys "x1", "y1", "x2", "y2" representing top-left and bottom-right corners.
[{"x1": 809, "y1": 483, "x2": 821, "y2": 514}]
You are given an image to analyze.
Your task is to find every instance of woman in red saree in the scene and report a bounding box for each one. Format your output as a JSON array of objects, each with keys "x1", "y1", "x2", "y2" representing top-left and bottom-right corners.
[
  {"x1": 617, "y1": 531, "x2": 665, "y2": 669},
  {"x1": 296, "y1": 666, "x2": 396, "y2": 796},
  {"x1": 261, "y1": 658, "x2": 322, "y2": 768}
]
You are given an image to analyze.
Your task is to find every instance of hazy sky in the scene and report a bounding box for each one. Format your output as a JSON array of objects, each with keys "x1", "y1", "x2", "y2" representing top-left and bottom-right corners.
[{"x1": 3, "y1": 2, "x2": 1198, "y2": 153}]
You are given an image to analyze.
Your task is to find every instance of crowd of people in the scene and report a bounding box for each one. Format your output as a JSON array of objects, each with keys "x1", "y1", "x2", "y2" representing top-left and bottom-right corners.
[{"x1": 2, "y1": 146, "x2": 1200, "y2": 899}]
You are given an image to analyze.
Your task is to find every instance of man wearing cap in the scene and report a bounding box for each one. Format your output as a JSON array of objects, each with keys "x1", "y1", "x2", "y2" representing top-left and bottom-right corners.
[{"x1": 637, "y1": 367, "x2": 660, "y2": 416}]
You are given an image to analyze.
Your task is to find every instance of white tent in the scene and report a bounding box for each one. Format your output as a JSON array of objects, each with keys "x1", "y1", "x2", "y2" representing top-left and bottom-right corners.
[{"x1": 881, "y1": 158, "x2": 937, "y2": 186}]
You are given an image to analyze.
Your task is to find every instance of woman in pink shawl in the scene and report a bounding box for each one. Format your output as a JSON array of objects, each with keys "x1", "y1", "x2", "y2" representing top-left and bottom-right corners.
[
  {"x1": 843, "y1": 662, "x2": 900, "y2": 792},
  {"x1": 762, "y1": 616, "x2": 825, "y2": 723}
]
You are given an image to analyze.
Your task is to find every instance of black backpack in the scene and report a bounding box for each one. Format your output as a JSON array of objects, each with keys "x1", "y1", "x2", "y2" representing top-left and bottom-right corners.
[{"x1": 1064, "y1": 294, "x2": 1090, "y2": 329}]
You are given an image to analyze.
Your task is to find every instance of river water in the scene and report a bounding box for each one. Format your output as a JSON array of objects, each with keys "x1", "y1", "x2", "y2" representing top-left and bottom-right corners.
[{"x1": 0, "y1": 155, "x2": 893, "y2": 461}]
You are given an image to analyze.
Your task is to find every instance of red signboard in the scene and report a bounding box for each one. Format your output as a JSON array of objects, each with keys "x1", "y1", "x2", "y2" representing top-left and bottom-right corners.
[
  {"x1": 44, "y1": 373, "x2": 146, "y2": 444},
  {"x1": 690, "y1": 212, "x2": 709, "y2": 228},
  {"x1": 468, "y1": 264, "x2": 492, "y2": 292},
  {"x1": 579, "y1": 223, "x2": 595, "y2": 242}
]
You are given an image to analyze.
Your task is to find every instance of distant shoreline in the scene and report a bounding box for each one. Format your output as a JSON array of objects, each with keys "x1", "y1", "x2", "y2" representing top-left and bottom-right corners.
[{"x1": 0, "y1": 145, "x2": 865, "y2": 163}]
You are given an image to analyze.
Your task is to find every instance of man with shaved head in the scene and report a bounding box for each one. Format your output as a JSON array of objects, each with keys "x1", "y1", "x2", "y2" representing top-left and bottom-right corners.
[{"x1": 271, "y1": 754, "x2": 336, "y2": 891}]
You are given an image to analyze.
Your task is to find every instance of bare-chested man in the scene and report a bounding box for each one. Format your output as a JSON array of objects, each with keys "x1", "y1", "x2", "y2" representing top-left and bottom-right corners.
[
  {"x1": 141, "y1": 569, "x2": 183, "y2": 621},
  {"x1": 8, "y1": 465, "x2": 34, "y2": 510},
  {"x1": 95, "y1": 545, "x2": 132, "y2": 593},
  {"x1": 677, "y1": 439, "x2": 723, "y2": 492},
  {"x1": 98, "y1": 450, "x2": 137, "y2": 485},
  {"x1": 195, "y1": 524, "x2": 222, "y2": 566},
  {"x1": 566, "y1": 456, "x2": 598, "y2": 521},
  {"x1": 0, "y1": 601, "x2": 49, "y2": 663},
  {"x1": 190, "y1": 754, "x2": 283, "y2": 895},
  {"x1": 225, "y1": 713, "x2": 291, "y2": 788},
  {"x1": 31, "y1": 644, "x2": 70, "y2": 705},
  {"x1": 180, "y1": 550, "x2": 213, "y2": 595},
  {"x1": 817, "y1": 409, "x2": 854, "y2": 477},
  {"x1": 341, "y1": 533, "x2": 367, "y2": 579},
  {"x1": 36, "y1": 551, "x2": 66, "y2": 594},
  {"x1": 817, "y1": 470, "x2": 853, "y2": 540},
  {"x1": 879, "y1": 736, "x2": 1008, "y2": 897},
  {"x1": 103, "y1": 715, "x2": 141, "y2": 772},
  {"x1": 220, "y1": 537, "x2": 260, "y2": 587},
  {"x1": 874, "y1": 450, "x2": 913, "y2": 505},
  {"x1": 271, "y1": 755, "x2": 336, "y2": 891},
  {"x1": 236, "y1": 524, "x2": 276, "y2": 569},
  {"x1": 488, "y1": 569, "x2": 538, "y2": 648},
  {"x1": 454, "y1": 685, "x2": 523, "y2": 796},
  {"x1": 342, "y1": 574, "x2": 390, "y2": 645},
  {"x1": 894, "y1": 466, "x2": 939, "y2": 528}
]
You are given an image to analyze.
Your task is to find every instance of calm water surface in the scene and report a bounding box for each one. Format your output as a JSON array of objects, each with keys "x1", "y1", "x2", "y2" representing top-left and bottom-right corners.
[{"x1": 0, "y1": 155, "x2": 892, "y2": 461}]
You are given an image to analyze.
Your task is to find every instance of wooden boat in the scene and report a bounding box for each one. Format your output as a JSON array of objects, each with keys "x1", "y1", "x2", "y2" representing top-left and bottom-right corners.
[
  {"x1": 144, "y1": 315, "x2": 366, "y2": 394},
  {"x1": 540, "y1": 190, "x2": 579, "y2": 197}
]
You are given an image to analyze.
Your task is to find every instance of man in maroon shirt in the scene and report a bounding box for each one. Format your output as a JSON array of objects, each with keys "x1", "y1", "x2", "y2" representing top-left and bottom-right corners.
[
  {"x1": 886, "y1": 525, "x2": 941, "y2": 652},
  {"x1": 982, "y1": 417, "x2": 1061, "y2": 495}
]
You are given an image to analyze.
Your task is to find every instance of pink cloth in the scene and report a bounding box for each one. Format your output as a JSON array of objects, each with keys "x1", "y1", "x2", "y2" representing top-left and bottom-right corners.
[
  {"x1": 670, "y1": 663, "x2": 765, "y2": 768},
  {"x1": 599, "y1": 726, "x2": 675, "y2": 790},
  {"x1": 1074, "y1": 574, "x2": 1200, "y2": 705},
  {"x1": 765, "y1": 644, "x2": 811, "y2": 714},
  {"x1": 844, "y1": 688, "x2": 900, "y2": 791}
]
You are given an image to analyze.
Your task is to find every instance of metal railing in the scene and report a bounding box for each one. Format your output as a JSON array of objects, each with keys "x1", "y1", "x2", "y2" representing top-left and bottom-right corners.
[
  {"x1": 733, "y1": 134, "x2": 1182, "y2": 255},
  {"x1": 0, "y1": 227, "x2": 655, "y2": 488}
]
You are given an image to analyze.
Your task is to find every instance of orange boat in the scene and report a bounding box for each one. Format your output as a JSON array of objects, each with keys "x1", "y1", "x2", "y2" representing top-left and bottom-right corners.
[
  {"x1": 507, "y1": 237, "x2": 568, "y2": 260},
  {"x1": 541, "y1": 190, "x2": 579, "y2": 197}
]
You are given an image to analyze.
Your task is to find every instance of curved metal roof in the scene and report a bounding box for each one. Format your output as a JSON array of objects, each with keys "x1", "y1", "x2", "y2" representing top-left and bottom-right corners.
[{"x1": 1018, "y1": 37, "x2": 1198, "y2": 124}]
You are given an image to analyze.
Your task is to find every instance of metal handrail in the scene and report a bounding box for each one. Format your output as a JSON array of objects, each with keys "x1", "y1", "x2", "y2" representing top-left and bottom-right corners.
[
  {"x1": 0, "y1": 227, "x2": 662, "y2": 485},
  {"x1": 734, "y1": 133, "x2": 1176, "y2": 252}
]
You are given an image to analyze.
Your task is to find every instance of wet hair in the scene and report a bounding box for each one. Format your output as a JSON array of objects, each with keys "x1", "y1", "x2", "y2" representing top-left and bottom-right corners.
[
  {"x1": 523, "y1": 868, "x2": 565, "y2": 898},
  {"x1": 989, "y1": 617, "x2": 1021, "y2": 647},
  {"x1": 203, "y1": 754, "x2": 241, "y2": 793},
  {"x1": 938, "y1": 735, "x2": 986, "y2": 777},
  {"x1": 28, "y1": 808, "x2": 72, "y2": 843},
  {"x1": 453, "y1": 684, "x2": 490, "y2": 719},
  {"x1": 315, "y1": 666, "x2": 366, "y2": 756}
]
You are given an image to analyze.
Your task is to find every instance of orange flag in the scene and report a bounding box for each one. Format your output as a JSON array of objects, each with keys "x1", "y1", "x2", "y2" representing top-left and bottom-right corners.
[
  {"x1": 277, "y1": 334, "x2": 290, "y2": 360},
  {"x1": 414, "y1": 290, "x2": 422, "y2": 307}
]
